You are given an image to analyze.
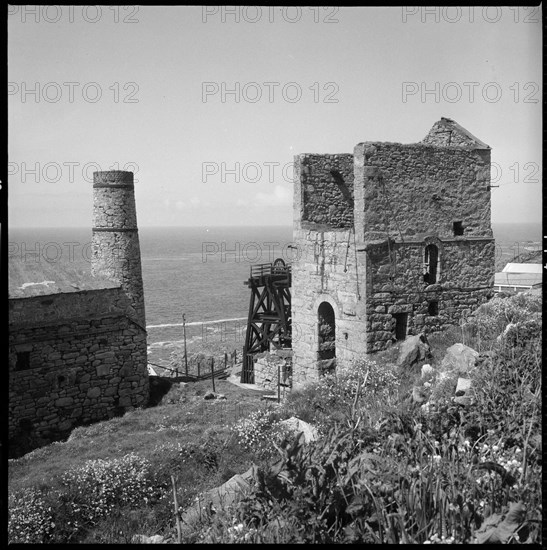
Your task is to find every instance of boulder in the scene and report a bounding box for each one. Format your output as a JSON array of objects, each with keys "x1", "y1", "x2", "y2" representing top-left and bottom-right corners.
[
  {"x1": 179, "y1": 465, "x2": 258, "y2": 532},
  {"x1": 454, "y1": 395, "x2": 472, "y2": 406},
  {"x1": 440, "y1": 343, "x2": 479, "y2": 375},
  {"x1": 397, "y1": 333, "x2": 432, "y2": 370},
  {"x1": 455, "y1": 377, "x2": 472, "y2": 396},
  {"x1": 131, "y1": 534, "x2": 165, "y2": 544},
  {"x1": 279, "y1": 416, "x2": 318, "y2": 443},
  {"x1": 453, "y1": 376, "x2": 473, "y2": 406}
]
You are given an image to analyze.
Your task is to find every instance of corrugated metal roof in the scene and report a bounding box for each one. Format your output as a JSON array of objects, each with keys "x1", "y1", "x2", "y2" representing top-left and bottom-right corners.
[
  {"x1": 494, "y1": 272, "x2": 543, "y2": 287},
  {"x1": 501, "y1": 263, "x2": 542, "y2": 274},
  {"x1": 9, "y1": 258, "x2": 119, "y2": 298}
]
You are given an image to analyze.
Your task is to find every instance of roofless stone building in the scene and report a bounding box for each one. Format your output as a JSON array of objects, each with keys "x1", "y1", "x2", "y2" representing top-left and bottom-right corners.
[
  {"x1": 9, "y1": 171, "x2": 148, "y2": 458},
  {"x1": 291, "y1": 118, "x2": 495, "y2": 386}
]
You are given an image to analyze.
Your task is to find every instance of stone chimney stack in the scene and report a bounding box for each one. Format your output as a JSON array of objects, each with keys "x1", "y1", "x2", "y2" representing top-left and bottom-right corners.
[{"x1": 92, "y1": 171, "x2": 146, "y2": 328}]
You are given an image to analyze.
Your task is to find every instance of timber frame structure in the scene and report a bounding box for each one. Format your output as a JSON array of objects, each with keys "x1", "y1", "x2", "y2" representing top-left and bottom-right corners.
[{"x1": 241, "y1": 259, "x2": 291, "y2": 383}]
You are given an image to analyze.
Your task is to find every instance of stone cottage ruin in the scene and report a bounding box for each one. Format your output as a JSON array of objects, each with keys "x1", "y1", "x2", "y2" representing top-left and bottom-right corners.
[
  {"x1": 9, "y1": 171, "x2": 149, "y2": 457},
  {"x1": 291, "y1": 118, "x2": 495, "y2": 386}
]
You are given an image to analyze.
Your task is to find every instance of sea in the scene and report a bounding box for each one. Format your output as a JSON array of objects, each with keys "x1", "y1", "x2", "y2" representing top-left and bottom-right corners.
[{"x1": 8, "y1": 223, "x2": 542, "y2": 366}]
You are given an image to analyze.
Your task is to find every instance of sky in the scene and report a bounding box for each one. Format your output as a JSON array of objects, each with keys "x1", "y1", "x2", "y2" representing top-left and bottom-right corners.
[{"x1": 8, "y1": 5, "x2": 542, "y2": 227}]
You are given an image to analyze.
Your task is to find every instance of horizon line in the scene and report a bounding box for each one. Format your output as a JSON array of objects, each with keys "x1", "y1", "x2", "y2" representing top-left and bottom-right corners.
[
  {"x1": 7, "y1": 224, "x2": 295, "y2": 230},
  {"x1": 7, "y1": 221, "x2": 543, "y2": 230}
]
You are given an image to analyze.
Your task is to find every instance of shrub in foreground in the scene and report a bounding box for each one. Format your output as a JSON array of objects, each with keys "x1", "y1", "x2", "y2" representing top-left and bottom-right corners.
[
  {"x1": 9, "y1": 452, "x2": 159, "y2": 544},
  {"x1": 8, "y1": 487, "x2": 55, "y2": 544},
  {"x1": 201, "y1": 316, "x2": 542, "y2": 544}
]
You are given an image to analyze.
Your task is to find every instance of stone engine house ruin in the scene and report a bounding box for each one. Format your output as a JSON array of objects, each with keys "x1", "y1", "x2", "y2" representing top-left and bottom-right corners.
[
  {"x1": 291, "y1": 118, "x2": 495, "y2": 386},
  {"x1": 9, "y1": 171, "x2": 149, "y2": 458}
]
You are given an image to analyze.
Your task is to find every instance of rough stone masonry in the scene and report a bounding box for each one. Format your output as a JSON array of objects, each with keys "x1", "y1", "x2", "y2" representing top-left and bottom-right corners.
[
  {"x1": 291, "y1": 118, "x2": 495, "y2": 387},
  {"x1": 9, "y1": 171, "x2": 149, "y2": 458}
]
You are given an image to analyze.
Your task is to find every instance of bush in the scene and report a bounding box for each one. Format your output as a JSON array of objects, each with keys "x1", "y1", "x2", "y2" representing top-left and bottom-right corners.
[
  {"x1": 203, "y1": 308, "x2": 542, "y2": 544},
  {"x1": 8, "y1": 487, "x2": 55, "y2": 543},
  {"x1": 282, "y1": 358, "x2": 400, "y2": 432},
  {"x1": 231, "y1": 406, "x2": 293, "y2": 461},
  {"x1": 465, "y1": 293, "x2": 542, "y2": 346},
  {"x1": 499, "y1": 319, "x2": 542, "y2": 351},
  {"x1": 218, "y1": 406, "x2": 541, "y2": 544},
  {"x1": 466, "y1": 344, "x2": 541, "y2": 450},
  {"x1": 59, "y1": 453, "x2": 157, "y2": 530}
]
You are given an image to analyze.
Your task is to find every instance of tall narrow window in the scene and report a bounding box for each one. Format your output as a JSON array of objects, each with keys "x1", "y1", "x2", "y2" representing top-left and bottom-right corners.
[
  {"x1": 453, "y1": 221, "x2": 464, "y2": 236},
  {"x1": 318, "y1": 302, "x2": 335, "y2": 361},
  {"x1": 424, "y1": 244, "x2": 439, "y2": 284}
]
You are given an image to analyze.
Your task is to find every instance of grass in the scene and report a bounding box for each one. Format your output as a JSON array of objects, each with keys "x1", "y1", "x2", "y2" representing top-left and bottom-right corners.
[
  {"x1": 8, "y1": 378, "x2": 275, "y2": 544},
  {"x1": 9, "y1": 378, "x2": 270, "y2": 488},
  {"x1": 8, "y1": 292, "x2": 543, "y2": 544}
]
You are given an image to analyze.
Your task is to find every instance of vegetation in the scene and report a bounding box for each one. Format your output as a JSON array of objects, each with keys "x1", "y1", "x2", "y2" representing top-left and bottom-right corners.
[{"x1": 8, "y1": 292, "x2": 542, "y2": 544}]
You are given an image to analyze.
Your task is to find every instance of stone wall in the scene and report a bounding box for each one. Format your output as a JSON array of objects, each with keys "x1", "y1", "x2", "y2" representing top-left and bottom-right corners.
[
  {"x1": 9, "y1": 287, "x2": 148, "y2": 458},
  {"x1": 353, "y1": 142, "x2": 492, "y2": 242},
  {"x1": 291, "y1": 227, "x2": 367, "y2": 387},
  {"x1": 352, "y1": 136, "x2": 494, "y2": 351},
  {"x1": 364, "y1": 239, "x2": 495, "y2": 351},
  {"x1": 253, "y1": 349, "x2": 293, "y2": 392},
  {"x1": 294, "y1": 154, "x2": 354, "y2": 229}
]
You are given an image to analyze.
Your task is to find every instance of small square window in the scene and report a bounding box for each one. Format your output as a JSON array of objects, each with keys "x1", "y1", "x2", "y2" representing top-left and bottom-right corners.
[
  {"x1": 15, "y1": 351, "x2": 31, "y2": 371},
  {"x1": 453, "y1": 221, "x2": 464, "y2": 236},
  {"x1": 428, "y1": 301, "x2": 439, "y2": 316}
]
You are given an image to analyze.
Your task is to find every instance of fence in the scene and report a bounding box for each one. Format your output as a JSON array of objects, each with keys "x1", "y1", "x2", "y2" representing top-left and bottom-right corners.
[{"x1": 148, "y1": 349, "x2": 239, "y2": 381}]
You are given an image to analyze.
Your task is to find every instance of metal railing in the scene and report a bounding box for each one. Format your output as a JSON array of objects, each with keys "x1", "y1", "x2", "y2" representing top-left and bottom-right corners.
[{"x1": 249, "y1": 262, "x2": 291, "y2": 280}]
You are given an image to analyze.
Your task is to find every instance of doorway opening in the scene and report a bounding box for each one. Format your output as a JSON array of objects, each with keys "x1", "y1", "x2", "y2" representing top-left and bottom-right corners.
[{"x1": 393, "y1": 313, "x2": 408, "y2": 341}]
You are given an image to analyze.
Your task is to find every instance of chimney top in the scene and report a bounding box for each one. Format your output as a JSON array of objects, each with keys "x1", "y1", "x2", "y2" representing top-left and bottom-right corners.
[{"x1": 93, "y1": 171, "x2": 134, "y2": 187}]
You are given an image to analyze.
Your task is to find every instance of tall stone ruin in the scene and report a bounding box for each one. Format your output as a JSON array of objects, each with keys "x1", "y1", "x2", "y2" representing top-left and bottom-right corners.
[{"x1": 291, "y1": 118, "x2": 495, "y2": 387}]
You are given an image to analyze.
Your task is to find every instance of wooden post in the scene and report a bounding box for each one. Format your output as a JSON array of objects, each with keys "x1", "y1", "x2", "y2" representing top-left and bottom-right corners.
[
  {"x1": 211, "y1": 358, "x2": 216, "y2": 393},
  {"x1": 183, "y1": 314, "x2": 188, "y2": 376},
  {"x1": 277, "y1": 360, "x2": 281, "y2": 403},
  {"x1": 171, "y1": 475, "x2": 182, "y2": 543}
]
